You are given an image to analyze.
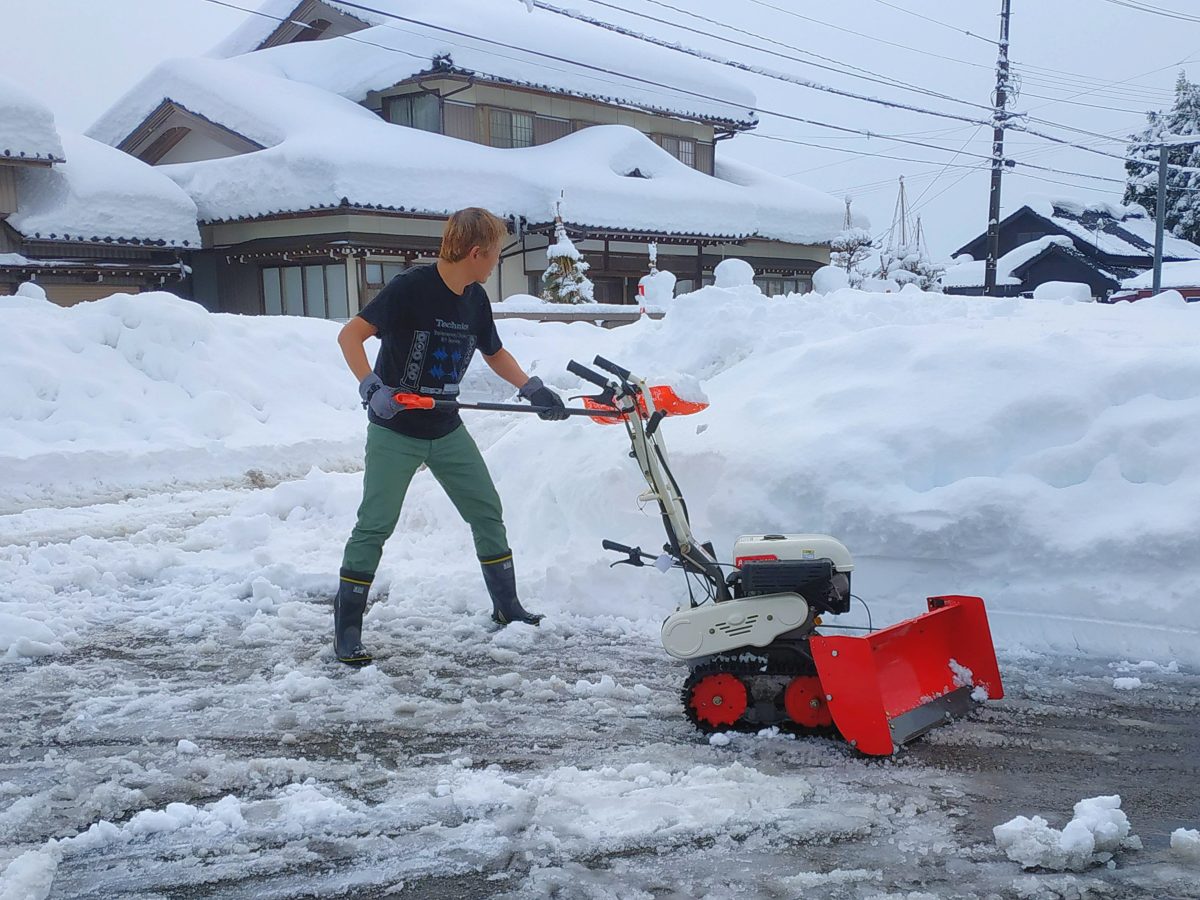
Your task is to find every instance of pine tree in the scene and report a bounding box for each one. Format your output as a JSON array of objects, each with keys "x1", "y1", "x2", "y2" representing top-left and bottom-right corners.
[
  {"x1": 830, "y1": 197, "x2": 875, "y2": 287},
  {"x1": 541, "y1": 196, "x2": 594, "y2": 304},
  {"x1": 875, "y1": 180, "x2": 943, "y2": 291},
  {"x1": 1124, "y1": 71, "x2": 1200, "y2": 245}
]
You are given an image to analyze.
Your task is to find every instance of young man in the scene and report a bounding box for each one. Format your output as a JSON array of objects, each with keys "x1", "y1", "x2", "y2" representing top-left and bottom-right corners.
[{"x1": 332, "y1": 207, "x2": 568, "y2": 666}]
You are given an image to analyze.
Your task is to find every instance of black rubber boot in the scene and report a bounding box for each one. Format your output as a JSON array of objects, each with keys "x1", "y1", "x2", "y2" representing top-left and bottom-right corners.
[
  {"x1": 480, "y1": 552, "x2": 544, "y2": 626},
  {"x1": 333, "y1": 569, "x2": 374, "y2": 666}
]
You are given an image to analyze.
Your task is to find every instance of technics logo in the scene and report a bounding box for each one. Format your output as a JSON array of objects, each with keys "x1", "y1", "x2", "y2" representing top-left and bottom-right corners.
[{"x1": 435, "y1": 318, "x2": 470, "y2": 331}]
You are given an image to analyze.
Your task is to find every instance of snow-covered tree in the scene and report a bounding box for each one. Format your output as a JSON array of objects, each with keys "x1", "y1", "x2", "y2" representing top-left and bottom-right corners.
[
  {"x1": 1125, "y1": 71, "x2": 1200, "y2": 245},
  {"x1": 541, "y1": 197, "x2": 594, "y2": 304},
  {"x1": 830, "y1": 197, "x2": 875, "y2": 287},
  {"x1": 875, "y1": 182, "x2": 944, "y2": 292}
]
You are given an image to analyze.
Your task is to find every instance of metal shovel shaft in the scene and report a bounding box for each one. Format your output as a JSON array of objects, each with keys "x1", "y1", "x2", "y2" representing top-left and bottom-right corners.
[{"x1": 393, "y1": 393, "x2": 622, "y2": 418}]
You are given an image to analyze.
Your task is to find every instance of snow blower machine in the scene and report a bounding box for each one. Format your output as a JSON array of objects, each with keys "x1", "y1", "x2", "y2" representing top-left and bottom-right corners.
[
  {"x1": 570, "y1": 355, "x2": 1003, "y2": 756},
  {"x1": 394, "y1": 356, "x2": 1003, "y2": 755}
]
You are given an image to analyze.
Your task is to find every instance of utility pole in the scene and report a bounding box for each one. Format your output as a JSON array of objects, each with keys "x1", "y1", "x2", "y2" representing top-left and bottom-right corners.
[
  {"x1": 983, "y1": 0, "x2": 1013, "y2": 297},
  {"x1": 1153, "y1": 142, "x2": 1168, "y2": 294}
]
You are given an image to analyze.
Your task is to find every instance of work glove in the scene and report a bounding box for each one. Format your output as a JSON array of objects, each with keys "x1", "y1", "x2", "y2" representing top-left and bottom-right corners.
[
  {"x1": 358, "y1": 372, "x2": 404, "y2": 419},
  {"x1": 518, "y1": 376, "x2": 569, "y2": 421}
]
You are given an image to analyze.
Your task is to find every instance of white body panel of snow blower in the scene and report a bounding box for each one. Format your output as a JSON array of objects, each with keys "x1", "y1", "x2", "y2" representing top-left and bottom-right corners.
[{"x1": 660, "y1": 593, "x2": 811, "y2": 660}]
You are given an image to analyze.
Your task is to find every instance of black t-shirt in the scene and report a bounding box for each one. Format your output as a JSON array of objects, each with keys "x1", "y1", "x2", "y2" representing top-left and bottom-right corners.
[{"x1": 357, "y1": 264, "x2": 503, "y2": 439}]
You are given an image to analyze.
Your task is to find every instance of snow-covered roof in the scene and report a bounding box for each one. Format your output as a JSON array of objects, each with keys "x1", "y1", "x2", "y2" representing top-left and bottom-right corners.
[
  {"x1": 0, "y1": 76, "x2": 66, "y2": 164},
  {"x1": 1026, "y1": 195, "x2": 1200, "y2": 261},
  {"x1": 8, "y1": 132, "x2": 201, "y2": 247},
  {"x1": 1121, "y1": 259, "x2": 1200, "y2": 290},
  {"x1": 940, "y1": 235, "x2": 1076, "y2": 289},
  {"x1": 206, "y1": 0, "x2": 756, "y2": 127},
  {"x1": 90, "y1": 58, "x2": 842, "y2": 244}
]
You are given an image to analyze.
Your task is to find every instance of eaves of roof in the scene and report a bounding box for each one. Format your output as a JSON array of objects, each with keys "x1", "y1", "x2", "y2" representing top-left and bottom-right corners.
[{"x1": 199, "y1": 203, "x2": 779, "y2": 244}]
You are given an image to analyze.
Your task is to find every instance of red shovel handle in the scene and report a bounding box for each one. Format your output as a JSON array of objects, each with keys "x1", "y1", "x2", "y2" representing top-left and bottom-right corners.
[{"x1": 393, "y1": 393, "x2": 435, "y2": 409}]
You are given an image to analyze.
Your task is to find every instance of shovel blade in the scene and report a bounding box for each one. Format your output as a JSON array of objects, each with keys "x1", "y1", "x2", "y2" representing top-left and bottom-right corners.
[{"x1": 809, "y1": 595, "x2": 1003, "y2": 756}]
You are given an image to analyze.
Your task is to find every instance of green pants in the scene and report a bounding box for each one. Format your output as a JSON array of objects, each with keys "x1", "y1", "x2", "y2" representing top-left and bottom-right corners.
[{"x1": 341, "y1": 422, "x2": 508, "y2": 575}]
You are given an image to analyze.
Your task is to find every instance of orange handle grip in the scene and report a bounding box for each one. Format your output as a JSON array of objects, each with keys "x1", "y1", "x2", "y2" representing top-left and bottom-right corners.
[{"x1": 393, "y1": 392, "x2": 435, "y2": 409}]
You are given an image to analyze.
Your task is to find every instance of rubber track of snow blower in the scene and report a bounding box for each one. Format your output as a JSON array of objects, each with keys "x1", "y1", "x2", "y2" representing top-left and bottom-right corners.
[{"x1": 681, "y1": 650, "x2": 837, "y2": 738}]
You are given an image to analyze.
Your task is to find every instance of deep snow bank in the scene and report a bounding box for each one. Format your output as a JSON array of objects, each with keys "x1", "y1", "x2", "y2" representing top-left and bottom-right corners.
[
  {"x1": 0, "y1": 291, "x2": 364, "y2": 510},
  {"x1": 4, "y1": 284, "x2": 1200, "y2": 666}
]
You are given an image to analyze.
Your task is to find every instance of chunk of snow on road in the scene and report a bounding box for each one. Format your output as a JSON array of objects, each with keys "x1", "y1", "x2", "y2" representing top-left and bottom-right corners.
[
  {"x1": 993, "y1": 795, "x2": 1140, "y2": 871},
  {"x1": 1172, "y1": 827, "x2": 1200, "y2": 862}
]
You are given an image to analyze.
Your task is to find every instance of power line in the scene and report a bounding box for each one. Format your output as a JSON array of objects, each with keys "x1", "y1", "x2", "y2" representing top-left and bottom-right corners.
[
  {"x1": 747, "y1": 131, "x2": 987, "y2": 170},
  {"x1": 864, "y1": 0, "x2": 999, "y2": 44},
  {"x1": 206, "y1": 0, "x2": 1200, "y2": 183},
  {"x1": 596, "y1": 0, "x2": 996, "y2": 114},
  {"x1": 1096, "y1": 0, "x2": 1200, "y2": 24},
  {"x1": 528, "y1": 0, "x2": 997, "y2": 126}
]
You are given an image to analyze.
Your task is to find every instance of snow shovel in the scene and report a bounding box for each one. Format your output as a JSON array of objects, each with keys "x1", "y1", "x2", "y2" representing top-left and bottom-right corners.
[
  {"x1": 808, "y1": 595, "x2": 1005, "y2": 755},
  {"x1": 392, "y1": 392, "x2": 624, "y2": 418}
]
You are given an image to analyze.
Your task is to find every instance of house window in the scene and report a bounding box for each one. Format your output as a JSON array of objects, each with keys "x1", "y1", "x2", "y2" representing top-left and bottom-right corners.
[
  {"x1": 658, "y1": 135, "x2": 697, "y2": 168},
  {"x1": 386, "y1": 93, "x2": 441, "y2": 133},
  {"x1": 591, "y1": 277, "x2": 627, "y2": 304},
  {"x1": 261, "y1": 264, "x2": 350, "y2": 319},
  {"x1": 444, "y1": 100, "x2": 477, "y2": 141},
  {"x1": 363, "y1": 261, "x2": 411, "y2": 303},
  {"x1": 489, "y1": 109, "x2": 534, "y2": 148},
  {"x1": 754, "y1": 276, "x2": 808, "y2": 296},
  {"x1": 533, "y1": 115, "x2": 571, "y2": 145}
]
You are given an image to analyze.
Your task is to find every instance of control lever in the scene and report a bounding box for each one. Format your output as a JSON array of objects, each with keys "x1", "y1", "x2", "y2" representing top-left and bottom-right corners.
[{"x1": 602, "y1": 538, "x2": 656, "y2": 568}]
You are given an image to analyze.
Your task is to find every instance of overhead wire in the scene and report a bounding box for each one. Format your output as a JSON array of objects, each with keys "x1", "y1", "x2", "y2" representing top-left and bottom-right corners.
[
  {"x1": 526, "y1": 0, "x2": 997, "y2": 126},
  {"x1": 205, "y1": 0, "x2": 1198, "y2": 197},
  {"x1": 1096, "y1": 0, "x2": 1200, "y2": 24},
  {"x1": 863, "y1": 0, "x2": 998, "y2": 44}
]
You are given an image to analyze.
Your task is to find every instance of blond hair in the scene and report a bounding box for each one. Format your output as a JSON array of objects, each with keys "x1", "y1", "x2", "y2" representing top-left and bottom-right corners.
[{"x1": 439, "y1": 208, "x2": 508, "y2": 262}]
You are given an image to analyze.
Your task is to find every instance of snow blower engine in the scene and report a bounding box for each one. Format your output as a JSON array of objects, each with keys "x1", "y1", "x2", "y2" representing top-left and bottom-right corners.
[
  {"x1": 571, "y1": 355, "x2": 1004, "y2": 756},
  {"x1": 394, "y1": 356, "x2": 1004, "y2": 755}
]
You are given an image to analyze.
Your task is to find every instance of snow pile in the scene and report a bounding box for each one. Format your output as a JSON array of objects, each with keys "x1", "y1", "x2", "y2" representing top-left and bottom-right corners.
[
  {"x1": 0, "y1": 291, "x2": 362, "y2": 510},
  {"x1": 209, "y1": 0, "x2": 757, "y2": 126},
  {"x1": 1172, "y1": 827, "x2": 1200, "y2": 862},
  {"x1": 0, "y1": 77, "x2": 197, "y2": 246},
  {"x1": 1138, "y1": 289, "x2": 1190, "y2": 307},
  {"x1": 993, "y1": 795, "x2": 1141, "y2": 871},
  {"x1": 1033, "y1": 281, "x2": 1092, "y2": 302},
  {"x1": 1122, "y1": 259, "x2": 1200, "y2": 290},
  {"x1": 6, "y1": 283, "x2": 1200, "y2": 664},
  {"x1": 8, "y1": 132, "x2": 200, "y2": 246},
  {"x1": 812, "y1": 265, "x2": 850, "y2": 294},
  {"x1": 1025, "y1": 195, "x2": 1200, "y2": 261},
  {"x1": 940, "y1": 236, "x2": 1074, "y2": 290},
  {"x1": 638, "y1": 268, "x2": 676, "y2": 304},
  {"x1": 713, "y1": 258, "x2": 755, "y2": 288},
  {"x1": 0, "y1": 794, "x2": 249, "y2": 900},
  {"x1": 0, "y1": 75, "x2": 64, "y2": 162}
]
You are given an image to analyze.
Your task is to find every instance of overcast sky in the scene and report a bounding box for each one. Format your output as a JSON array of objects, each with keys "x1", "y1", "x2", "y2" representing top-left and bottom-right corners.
[{"x1": 2, "y1": 0, "x2": 1195, "y2": 256}]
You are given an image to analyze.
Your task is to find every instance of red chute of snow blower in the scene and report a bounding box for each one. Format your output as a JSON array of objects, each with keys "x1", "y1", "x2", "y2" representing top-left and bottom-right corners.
[{"x1": 809, "y1": 595, "x2": 1004, "y2": 755}]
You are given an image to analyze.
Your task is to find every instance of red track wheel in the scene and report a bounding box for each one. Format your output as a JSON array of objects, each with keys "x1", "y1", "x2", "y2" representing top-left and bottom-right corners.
[
  {"x1": 687, "y1": 672, "x2": 749, "y2": 729},
  {"x1": 784, "y1": 675, "x2": 833, "y2": 729}
]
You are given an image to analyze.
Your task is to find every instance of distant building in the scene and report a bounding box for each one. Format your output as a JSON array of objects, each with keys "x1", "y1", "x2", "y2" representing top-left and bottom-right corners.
[
  {"x1": 88, "y1": 0, "x2": 851, "y2": 316},
  {"x1": 1109, "y1": 260, "x2": 1200, "y2": 302},
  {"x1": 941, "y1": 197, "x2": 1200, "y2": 300},
  {"x1": 0, "y1": 77, "x2": 198, "y2": 304}
]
